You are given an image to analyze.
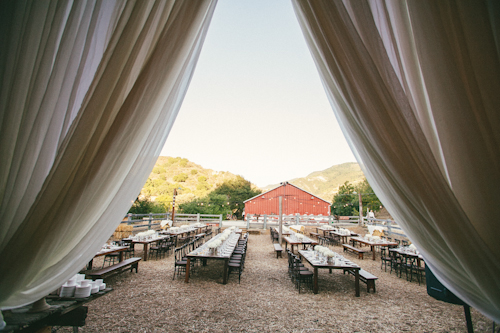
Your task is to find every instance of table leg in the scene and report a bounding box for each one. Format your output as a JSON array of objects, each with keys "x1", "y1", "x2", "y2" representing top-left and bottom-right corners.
[
  {"x1": 119, "y1": 251, "x2": 124, "y2": 262},
  {"x1": 371, "y1": 245, "x2": 375, "y2": 260},
  {"x1": 87, "y1": 259, "x2": 93, "y2": 270},
  {"x1": 355, "y1": 269, "x2": 360, "y2": 297},
  {"x1": 185, "y1": 258, "x2": 191, "y2": 283},
  {"x1": 313, "y1": 267, "x2": 318, "y2": 294},
  {"x1": 143, "y1": 243, "x2": 149, "y2": 261},
  {"x1": 223, "y1": 258, "x2": 229, "y2": 284}
]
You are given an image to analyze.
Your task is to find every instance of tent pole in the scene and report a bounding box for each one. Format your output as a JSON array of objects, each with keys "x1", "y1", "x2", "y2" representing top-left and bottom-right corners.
[{"x1": 279, "y1": 196, "x2": 283, "y2": 244}]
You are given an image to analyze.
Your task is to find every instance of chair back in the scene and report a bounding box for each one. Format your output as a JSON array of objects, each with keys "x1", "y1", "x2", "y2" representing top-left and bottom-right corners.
[{"x1": 174, "y1": 247, "x2": 183, "y2": 261}]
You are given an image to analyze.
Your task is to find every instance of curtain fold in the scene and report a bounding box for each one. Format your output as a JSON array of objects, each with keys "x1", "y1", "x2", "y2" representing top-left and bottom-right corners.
[
  {"x1": 0, "y1": 0, "x2": 217, "y2": 309},
  {"x1": 293, "y1": 0, "x2": 500, "y2": 321}
]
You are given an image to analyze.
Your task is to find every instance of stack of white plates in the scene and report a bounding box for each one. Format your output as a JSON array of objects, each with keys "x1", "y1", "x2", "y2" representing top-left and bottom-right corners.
[
  {"x1": 59, "y1": 284, "x2": 76, "y2": 297},
  {"x1": 74, "y1": 285, "x2": 92, "y2": 298},
  {"x1": 99, "y1": 283, "x2": 106, "y2": 291},
  {"x1": 91, "y1": 285, "x2": 100, "y2": 294}
]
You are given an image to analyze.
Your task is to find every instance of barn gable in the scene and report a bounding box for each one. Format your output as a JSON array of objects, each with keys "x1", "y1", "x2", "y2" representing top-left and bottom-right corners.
[{"x1": 244, "y1": 182, "x2": 330, "y2": 216}]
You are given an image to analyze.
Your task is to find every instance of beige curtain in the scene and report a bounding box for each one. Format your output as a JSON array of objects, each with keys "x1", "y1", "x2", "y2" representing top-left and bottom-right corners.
[
  {"x1": 0, "y1": 0, "x2": 217, "y2": 310},
  {"x1": 293, "y1": 0, "x2": 500, "y2": 321}
]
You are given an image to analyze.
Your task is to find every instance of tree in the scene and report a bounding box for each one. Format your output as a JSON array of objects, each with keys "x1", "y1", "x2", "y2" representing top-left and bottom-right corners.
[
  {"x1": 128, "y1": 197, "x2": 165, "y2": 214},
  {"x1": 331, "y1": 181, "x2": 356, "y2": 216},
  {"x1": 179, "y1": 176, "x2": 261, "y2": 219},
  {"x1": 210, "y1": 176, "x2": 261, "y2": 219},
  {"x1": 331, "y1": 178, "x2": 383, "y2": 218},
  {"x1": 173, "y1": 173, "x2": 188, "y2": 182},
  {"x1": 354, "y1": 178, "x2": 383, "y2": 214}
]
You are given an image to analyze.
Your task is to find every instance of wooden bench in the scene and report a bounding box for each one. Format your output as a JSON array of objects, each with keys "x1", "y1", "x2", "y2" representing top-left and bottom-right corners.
[
  {"x1": 342, "y1": 244, "x2": 367, "y2": 259},
  {"x1": 344, "y1": 268, "x2": 378, "y2": 293},
  {"x1": 309, "y1": 232, "x2": 320, "y2": 239},
  {"x1": 273, "y1": 243, "x2": 283, "y2": 258},
  {"x1": 86, "y1": 257, "x2": 141, "y2": 280}
]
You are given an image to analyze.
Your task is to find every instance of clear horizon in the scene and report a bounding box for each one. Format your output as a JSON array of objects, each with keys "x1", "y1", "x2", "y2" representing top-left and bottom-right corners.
[{"x1": 161, "y1": 0, "x2": 356, "y2": 187}]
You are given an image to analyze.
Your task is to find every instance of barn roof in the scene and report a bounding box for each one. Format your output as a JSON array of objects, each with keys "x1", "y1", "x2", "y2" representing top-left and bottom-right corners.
[{"x1": 243, "y1": 182, "x2": 331, "y2": 205}]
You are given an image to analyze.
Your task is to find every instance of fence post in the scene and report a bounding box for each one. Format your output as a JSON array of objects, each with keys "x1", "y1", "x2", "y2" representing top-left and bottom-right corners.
[
  {"x1": 263, "y1": 215, "x2": 267, "y2": 230},
  {"x1": 148, "y1": 213, "x2": 153, "y2": 230},
  {"x1": 127, "y1": 213, "x2": 132, "y2": 225},
  {"x1": 387, "y1": 220, "x2": 392, "y2": 235},
  {"x1": 197, "y1": 213, "x2": 200, "y2": 223},
  {"x1": 247, "y1": 215, "x2": 250, "y2": 230}
]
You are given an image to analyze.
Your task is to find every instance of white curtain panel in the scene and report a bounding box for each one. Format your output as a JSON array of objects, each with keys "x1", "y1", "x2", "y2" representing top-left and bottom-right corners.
[
  {"x1": 293, "y1": 0, "x2": 500, "y2": 321},
  {"x1": 0, "y1": 0, "x2": 216, "y2": 309}
]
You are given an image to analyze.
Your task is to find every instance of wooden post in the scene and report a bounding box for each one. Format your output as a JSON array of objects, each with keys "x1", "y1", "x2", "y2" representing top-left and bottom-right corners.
[
  {"x1": 358, "y1": 192, "x2": 363, "y2": 226},
  {"x1": 172, "y1": 188, "x2": 177, "y2": 224},
  {"x1": 278, "y1": 197, "x2": 283, "y2": 244}
]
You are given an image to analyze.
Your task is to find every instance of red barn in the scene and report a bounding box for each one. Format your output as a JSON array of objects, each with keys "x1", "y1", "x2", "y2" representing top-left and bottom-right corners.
[{"x1": 244, "y1": 182, "x2": 331, "y2": 216}]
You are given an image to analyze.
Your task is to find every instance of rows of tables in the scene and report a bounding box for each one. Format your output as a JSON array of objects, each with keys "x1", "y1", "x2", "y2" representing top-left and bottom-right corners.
[{"x1": 119, "y1": 224, "x2": 210, "y2": 261}]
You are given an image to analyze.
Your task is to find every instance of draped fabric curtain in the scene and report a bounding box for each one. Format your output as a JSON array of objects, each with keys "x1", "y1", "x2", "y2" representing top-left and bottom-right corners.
[
  {"x1": 0, "y1": 0, "x2": 217, "y2": 311},
  {"x1": 293, "y1": 0, "x2": 500, "y2": 321}
]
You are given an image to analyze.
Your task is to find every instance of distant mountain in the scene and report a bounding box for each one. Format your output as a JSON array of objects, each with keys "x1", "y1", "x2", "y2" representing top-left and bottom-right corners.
[{"x1": 261, "y1": 162, "x2": 365, "y2": 202}]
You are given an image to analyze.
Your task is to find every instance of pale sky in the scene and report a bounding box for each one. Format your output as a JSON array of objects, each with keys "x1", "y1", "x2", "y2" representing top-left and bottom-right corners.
[{"x1": 161, "y1": 0, "x2": 356, "y2": 187}]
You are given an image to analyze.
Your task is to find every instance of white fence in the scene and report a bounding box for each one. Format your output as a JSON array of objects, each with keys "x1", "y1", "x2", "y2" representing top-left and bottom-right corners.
[
  {"x1": 245, "y1": 214, "x2": 361, "y2": 229},
  {"x1": 173, "y1": 213, "x2": 223, "y2": 226},
  {"x1": 121, "y1": 213, "x2": 223, "y2": 233},
  {"x1": 245, "y1": 214, "x2": 407, "y2": 237}
]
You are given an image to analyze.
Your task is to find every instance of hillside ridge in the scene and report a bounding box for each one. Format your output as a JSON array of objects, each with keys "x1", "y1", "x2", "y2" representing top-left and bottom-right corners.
[
  {"x1": 261, "y1": 162, "x2": 365, "y2": 201},
  {"x1": 142, "y1": 157, "x2": 365, "y2": 207}
]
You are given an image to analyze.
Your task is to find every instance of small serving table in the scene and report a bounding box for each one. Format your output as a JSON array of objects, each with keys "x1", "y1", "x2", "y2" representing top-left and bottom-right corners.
[{"x1": 3, "y1": 288, "x2": 113, "y2": 332}]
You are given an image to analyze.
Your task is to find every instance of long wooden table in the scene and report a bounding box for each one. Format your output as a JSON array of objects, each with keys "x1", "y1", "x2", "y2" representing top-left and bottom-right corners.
[
  {"x1": 123, "y1": 235, "x2": 171, "y2": 261},
  {"x1": 350, "y1": 237, "x2": 398, "y2": 260},
  {"x1": 283, "y1": 236, "x2": 318, "y2": 254},
  {"x1": 390, "y1": 248, "x2": 424, "y2": 266},
  {"x1": 185, "y1": 233, "x2": 240, "y2": 284},
  {"x1": 87, "y1": 246, "x2": 128, "y2": 269},
  {"x1": 330, "y1": 231, "x2": 355, "y2": 244},
  {"x1": 298, "y1": 250, "x2": 361, "y2": 296}
]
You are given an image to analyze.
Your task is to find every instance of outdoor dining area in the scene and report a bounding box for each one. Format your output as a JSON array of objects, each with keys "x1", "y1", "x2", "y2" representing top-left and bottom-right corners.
[
  {"x1": 69, "y1": 226, "x2": 492, "y2": 332},
  {"x1": 5, "y1": 224, "x2": 488, "y2": 332}
]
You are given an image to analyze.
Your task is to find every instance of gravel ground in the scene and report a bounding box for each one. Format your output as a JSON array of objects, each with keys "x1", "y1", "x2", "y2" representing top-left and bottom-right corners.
[{"x1": 56, "y1": 230, "x2": 493, "y2": 332}]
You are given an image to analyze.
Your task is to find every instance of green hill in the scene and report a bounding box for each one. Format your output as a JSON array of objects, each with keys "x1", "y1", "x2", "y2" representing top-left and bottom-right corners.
[
  {"x1": 141, "y1": 156, "x2": 251, "y2": 209},
  {"x1": 262, "y1": 162, "x2": 365, "y2": 201},
  {"x1": 141, "y1": 158, "x2": 364, "y2": 209}
]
